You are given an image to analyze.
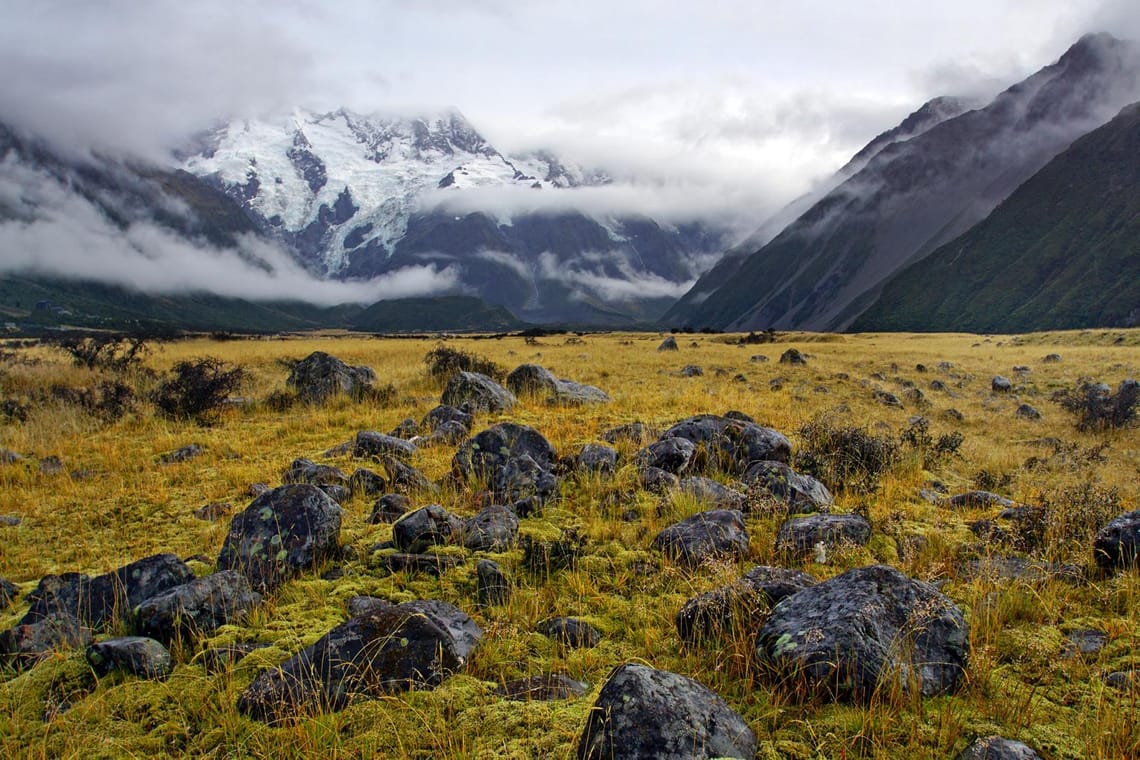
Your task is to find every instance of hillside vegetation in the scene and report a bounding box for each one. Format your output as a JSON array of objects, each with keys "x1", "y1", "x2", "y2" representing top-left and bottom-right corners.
[{"x1": 0, "y1": 329, "x2": 1137, "y2": 758}]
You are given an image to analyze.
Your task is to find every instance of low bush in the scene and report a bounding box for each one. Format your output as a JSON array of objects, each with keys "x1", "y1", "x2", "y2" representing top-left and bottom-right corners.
[
  {"x1": 47, "y1": 335, "x2": 150, "y2": 373},
  {"x1": 1052, "y1": 378, "x2": 1138, "y2": 431},
  {"x1": 152, "y1": 357, "x2": 244, "y2": 421},
  {"x1": 793, "y1": 417, "x2": 899, "y2": 493},
  {"x1": 423, "y1": 345, "x2": 504, "y2": 382}
]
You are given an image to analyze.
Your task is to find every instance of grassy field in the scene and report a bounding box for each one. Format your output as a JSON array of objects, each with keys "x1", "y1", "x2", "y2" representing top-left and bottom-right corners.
[{"x1": 0, "y1": 329, "x2": 1137, "y2": 758}]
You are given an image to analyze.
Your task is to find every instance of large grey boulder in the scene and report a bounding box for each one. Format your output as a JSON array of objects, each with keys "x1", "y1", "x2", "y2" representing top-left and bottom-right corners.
[
  {"x1": 462, "y1": 505, "x2": 519, "y2": 552},
  {"x1": 576, "y1": 443, "x2": 618, "y2": 474},
  {"x1": 635, "y1": 438, "x2": 697, "y2": 475},
  {"x1": 452, "y1": 423, "x2": 556, "y2": 481},
  {"x1": 86, "y1": 636, "x2": 172, "y2": 680},
  {"x1": 0, "y1": 616, "x2": 92, "y2": 669},
  {"x1": 421, "y1": 404, "x2": 473, "y2": 434},
  {"x1": 743, "y1": 461, "x2": 833, "y2": 514},
  {"x1": 287, "y1": 351, "x2": 377, "y2": 404},
  {"x1": 238, "y1": 599, "x2": 482, "y2": 723},
  {"x1": 441, "y1": 371, "x2": 516, "y2": 413},
  {"x1": 133, "y1": 571, "x2": 260, "y2": 645},
  {"x1": 955, "y1": 736, "x2": 1043, "y2": 759},
  {"x1": 660, "y1": 414, "x2": 791, "y2": 475},
  {"x1": 1094, "y1": 509, "x2": 1140, "y2": 571},
  {"x1": 506, "y1": 364, "x2": 610, "y2": 404},
  {"x1": 577, "y1": 663, "x2": 756, "y2": 760},
  {"x1": 775, "y1": 513, "x2": 871, "y2": 560},
  {"x1": 493, "y1": 454, "x2": 559, "y2": 506},
  {"x1": 756, "y1": 565, "x2": 969, "y2": 702},
  {"x1": 652, "y1": 509, "x2": 749, "y2": 568},
  {"x1": 353, "y1": 431, "x2": 416, "y2": 461},
  {"x1": 216, "y1": 485, "x2": 342, "y2": 594}
]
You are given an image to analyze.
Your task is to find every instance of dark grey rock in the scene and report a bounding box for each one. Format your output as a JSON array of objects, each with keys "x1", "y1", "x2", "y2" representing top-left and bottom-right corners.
[
  {"x1": 462, "y1": 505, "x2": 519, "y2": 552},
  {"x1": 0, "y1": 448, "x2": 24, "y2": 464},
  {"x1": 652, "y1": 509, "x2": 749, "y2": 568},
  {"x1": 874, "y1": 390, "x2": 902, "y2": 407},
  {"x1": 680, "y1": 364, "x2": 704, "y2": 377},
  {"x1": 281, "y1": 458, "x2": 349, "y2": 487},
  {"x1": 453, "y1": 422, "x2": 556, "y2": 478},
  {"x1": 368, "y1": 493, "x2": 410, "y2": 524},
  {"x1": 38, "y1": 455, "x2": 63, "y2": 475},
  {"x1": 159, "y1": 444, "x2": 202, "y2": 464},
  {"x1": 577, "y1": 662, "x2": 756, "y2": 760},
  {"x1": 0, "y1": 514, "x2": 20, "y2": 526},
  {"x1": 441, "y1": 371, "x2": 516, "y2": 412},
  {"x1": 659, "y1": 414, "x2": 791, "y2": 475},
  {"x1": 601, "y1": 422, "x2": 654, "y2": 444},
  {"x1": 194, "y1": 501, "x2": 233, "y2": 521},
  {"x1": 20, "y1": 553, "x2": 194, "y2": 631},
  {"x1": 476, "y1": 559, "x2": 511, "y2": 606},
  {"x1": 1094, "y1": 510, "x2": 1140, "y2": 571},
  {"x1": 0, "y1": 577, "x2": 17, "y2": 608},
  {"x1": 201, "y1": 642, "x2": 268, "y2": 673},
  {"x1": 536, "y1": 617, "x2": 601, "y2": 648},
  {"x1": 86, "y1": 636, "x2": 172, "y2": 680},
  {"x1": 506, "y1": 364, "x2": 610, "y2": 404},
  {"x1": 576, "y1": 443, "x2": 617, "y2": 474},
  {"x1": 642, "y1": 466, "x2": 681, "y2": 493},
  {"x1": 353, "y1": 431, "x2": 416, "y2": 461},
  {"x1": 1062, "y1": 628, "x2": 1107, "y2": 658},
  {"x1": 676, "y1": 566, "x2": 818, "y2": 644},
  {"x1": 286, "y1": 351, "x2": 376, "y2": 404},
  {"x1": 635, "y1": 437, "x2": 696, "y2": 475},
  {"x1": 216, "y1": 484, "x2": 342, "y2": 594},
  {"x1": 388, "y1": 418, "x2": 420, "y2": 439},
  {"x1": 382, "y1": 553, "x2": 463, "y2": 577},
  {"x1": 1105, "y1": 670, "x2": 1138, "y2": 690},
  {"x1": 498, "y1": 674, "x2": 588, "y2": 701},
  {"x1": 317, "y1": 484, "x2": 350, "y2": 504},
  {"x1": 750, "y1": 354, "x2": 769, "y2": 363},
  {"x1": 349, "y1": 468, "x2": 386, "y2": 497},
  {"x1": 991, "y1": 376, "x2": 1013, "y2": 393},
  {"x1": 493, "y1": 454, "x2": 559, "y2": 505},
  {"x1": 678, "y1": 476, "x2": 747, "y2": 510},
  {"x1": 1015, "y1": 404, "x2": 1042, "y2": 420},
  {"x1": 775, "y1": 513, "x2": 871, "y2": 560},
  {"x1": 428, "y1": 420, "x2": 470, "y2": 446},
  {"x1": 133, "y1": 570, "x2": 260, "y2": 645},
  {"x1": 381, "y1": 456, "x2": 434, "y2": 493},
  {"x1": 238, "y1": 599, "x2": 482, "y2": 723},
  {"x1": 939, "y1": 491, "x2": 1016, "y2": 510},
  {"x1": 757, "y1": 565, "x2": 969, "y2": 702},
  {"x1": 955, "y1": 736, "x2": 1043, "y2": 760},
  {"x1": 393, "y1": 505, "x2": 463, "y2": 554},
  {"x1": 779, "y1": 348, "x2": 806, "y2": 364},
  {"x1": 1042, "y1": 354, "x2": 1062, "y2": 363},
  {"x1": 422, "y1": 404, "x2": 473, "y2": 435},
  {"x1": 743, "y1": 461, "x2": 833, "y2": 515},
  {"x1": 347, "y1": 596, "x2": 394, "y2": 618},
  {"x1": 0, "y1": 615, "x2": 92, "y2": 668},
  {"x1": 657, "y1": 336, "x2": 678, "y2": 351}
]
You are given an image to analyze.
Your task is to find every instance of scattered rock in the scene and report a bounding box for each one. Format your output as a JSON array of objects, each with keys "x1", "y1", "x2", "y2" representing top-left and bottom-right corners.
[
  {"x1": 238, "y1": 600, "x2": 482, "y2": 723},
  {"x1": 381, "y1": 456, "x2": 434, "y2": 493},
  {"x1": 194, "y1": 501, "x2": 233, "y2": 522},
  {"x1": 462, "y1": 505, "x2": 519, "y2": 552},
  {"x1": 757, "y1": 565, "x2": 969, "y2": 702},
  {"x1": 942, "y1": 408, "x2": 965, "y2": 421},
  {"x1": 1062, "y1": 628, "x2": 1107, "y2": 658},
  {"x1": 1104, "y1": 670, "x2": 1138, "y2": 690},
  {"x1": 779, "y1": 348, "x2": 806, "y2": 365},
  {"x1": 353, "y1": 431, "x2": 416, "y2": 460},
  {"x1": 286, "y1": 351, "x2": 376, "y2": 404},
  {"x1": 749, "y1": 355, "x2": 769, "y2": 363},
  {"x1": 1042, "y1": 354, "x2": 1062, "y2": 363},
  {"x1": 576, "y1": 443, "x2": 617, "y2": 474},
  {"x1": 601, "y1": 422, "x2": 654, "y2": 444},
  {"x1": 991, "y1": 376, "x2": 1013, "y2": 393},
  {"x1": 453, "y1": 422, "x2": 556, "y2": 482},
  {"x1": 476, "y1": 559, "x2": 511, "y2": 606},
  {"x1": 494, "y1": 454, "x2": 559, "y2": 506},
  {"x1": 506, "y1": 364, "x2": 609, "y2": 404},
  {"x1": 86, "y1": 636, "x2": 172, "y2": 680},
  {"x1": 134, "y1": 570, "x2": 260, "y2": 645},
  {"x1": 954, "y1": 736, "x2": 1043, "y2": 760},
  {"x1": 381, "y1": 553, "x2": 463, "y2": 576},
  {"x1": 160, "y1": 444, "x2": 203, "y2": 464},
  {"x1": 774, "y1": 513, "x2": 871, "y2": 561},
  {"x1": 0, "y1": 448, "x2": 24, "y2": 464},
  {"x1": 388, "y1": 418, "x2": 421, "y2": 439},
  {"x1": 0, "y1": 577, "x2": 17, "y2": 607},
  {"x1": 281, "y1": 458, "x2": 349, "y2": 487},
  {"x1": 422, "y1": 404, "x2": 473, "y2": 435},
  {"x1": 441, "y1": 371, "x2": 516, "y2": 413},
  {"x1": 1094, "y1": 510, "x2": 1140, "y2": 572},
  {"x1": 743, "y1": 461, "x2": 833, "y2": 515},
  {"x1": 393, "y1": 505, "x2": 464, "y2": 554},
  {"x1": 349, "y1": 468, "x2": 386, "y2": 497},
  {"x1": 659, "y1": 414, "x2": 791, "y2": 475},
  {"x1": 635, "y1": 437, "x2": 696, "y2": 475},
  {"x1": 1015, "y1": 404, "x2": 1041, "y2": 420},
  {"x1": 677, "y1": 476, "x2": 747, "y2": 510},
  {"x1": 652, "y1": 509, "x2": 749, "y2": 568},
  {"x1": 369, "y1": 493, "x2": 410, "y2": 524},
  {"x1": 216, "y1": 485, "x2": 342, "y2": 594},
  {"x1": 322, "y1": 440, "x2": 355, "y2": 457},
  {"x1": 577, "y1": 662, "x2": 756, "y2": 760},
  {"x1": 498, "y1": 674, "x2": 588, "y2": 701},
  {"x1": 0, "y1": 616, "x2": 92, "y2": 668},
  {"x1": 939, "y1": 491, "x2": 1016, "y2": 510},
  {"x1": 680, "y1": 364, "x2": 703, "y2": 377},
  {"x1": 874, "y1": 390, "x2": 902, "y2": 407},
  {"x1": 536, "y1": 617, "x2": 601, "y2": 648},
  {"x1": 0, "y1": 514, "x2": 20, "y2": 526},
  {"x1": 39, "y1": 456, "x2": 64, "y2": 475},
  {"x1": 657, "y1": 336, "x2": 678, "y2": 351}
]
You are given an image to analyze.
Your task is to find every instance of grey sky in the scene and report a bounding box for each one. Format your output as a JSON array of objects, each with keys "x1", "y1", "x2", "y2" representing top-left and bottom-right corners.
[{"x1": 0, "y1": 0, "x2": 1136, "y2": 212}]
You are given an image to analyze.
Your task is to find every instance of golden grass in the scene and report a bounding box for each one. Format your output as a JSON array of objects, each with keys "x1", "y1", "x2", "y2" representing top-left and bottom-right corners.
[{"x1": 0, "y1": 329, "x2": 1137, "y2": 759}]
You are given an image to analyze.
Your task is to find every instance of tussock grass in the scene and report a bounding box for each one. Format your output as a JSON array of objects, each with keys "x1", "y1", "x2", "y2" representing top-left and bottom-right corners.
[{"x1": 0, "y1": 329, "x2": 1137, "y2": 758}]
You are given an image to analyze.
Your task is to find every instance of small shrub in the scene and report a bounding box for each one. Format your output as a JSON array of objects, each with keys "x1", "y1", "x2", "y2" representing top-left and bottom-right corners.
[
  {"x1": 152, "y1": 357, "x2": 244, "y2": 421},
  {"x1": 1039, "y1": 481, "x2": 1122, "y2": 558},
  {"x1": 263, "y1": 389, "x2": 297, "y2": 412},
  {"x1": 45, "y1": 381, "x2": 135, "y2": 422},
  {"x1": 423, "y1": 345, "x2": 503, "y2": 382},
  {"x1": 1052, "y1": 378, "x2": 1139, "y2": 431},
  {"x1": 899, "y1": 417, "x2": 963, "y2": 468},
  {"x1": 793, "y1": 417, "x2": 899, "y2": 493},
  {"x1": 1, "y1": 397, "x2": 28, "y2": 423},
  {"x1": 48, "y1": 335, "x2": 150, "y2": 373}
]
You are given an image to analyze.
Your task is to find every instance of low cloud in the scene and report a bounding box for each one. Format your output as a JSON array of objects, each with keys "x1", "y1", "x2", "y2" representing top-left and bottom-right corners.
[{"x1": 536, "y1": 252, "x2": 696, "y2": 302}]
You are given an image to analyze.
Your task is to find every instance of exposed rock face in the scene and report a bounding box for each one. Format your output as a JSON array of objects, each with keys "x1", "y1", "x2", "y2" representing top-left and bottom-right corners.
[
  {"x1": 441, "y1": 371, "x2": 516, "y2": 412},
  {"x1": 576, "y1": 663, "x2": 756, "y2": 760},
  {"x1": 1094, "y1": 509, "x2": 1140, "y2": 571},
  {"x1": 742, "y1": 461, "x2": 833, "y2": 514},
  {"x1": 287, "y1": 351, "x2": 377, "y2": 404},
  {"x1": 133, "y1": 571, "x2": 260, "y2": 645},
  {"x1": 86, "y1": 637, "x2": 173, "y2": 680},
  {"x1": 652, "y1": 509, "x2": 749, "y2": 567},
  {"x1": 954, "y1": 736, "x2": 1044, "y2": 760},
  {"x1": 756, "y1": 565, "x2": 969, "y2": 702},
  {"x1": 659, "y1": 414, "x2": 791, "y2": 475},
  {"x1": 238, "y1": 600, "x2": 482, "y2": 723},
  {"x1": 392, "y1": 505, "x2": 464, "y2": 554},
  {"x1": 774, "y1": 513, "x2": 871, "y2": 560},
  {"x1": 216, "y1": 485, "x2": 342, "y2": 594}
]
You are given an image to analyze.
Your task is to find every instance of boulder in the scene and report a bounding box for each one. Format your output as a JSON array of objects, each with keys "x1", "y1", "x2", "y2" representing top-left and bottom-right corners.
[
  {"x1": 348, "y1": 468, "x2": 386, "y2": 497},
  {"x1": 577, "y1": 663, "x2": 756, "y2": 760},
  {"x1": 353, "y1": 431, "x2": 416, "y2": 461},
  {"x1": 635, "y1": 438, "x2": 696, "y2": 475},
  {"x1": 576, "y1": 444, "x2": 617, "y2": 474},
  {"x1": 286, "y1": 351, "x2": 376, "y2": 404},
  {"x1": 381, "y1": 456, "x2": 434, "y2": 493},
  {"x1": 452, "y1": 423, "x2": 557, "y2": 481},
  {"x1": 743, "y1": 461, "x2": 833, "y2": 515},
  {"x1": 676, "y1": 566, "x2": 818, "y2": 643},
  {"x1": 680, "y1": 364, "x2": 704, "y2": 377},
  {"x1": 1042, "y1": 354, "x2": 1062, "y2": 363},
  {"x1": 498, "y1": 674, "x2": 589, "y2": 701},
  {"x1": 238, "y1": 600, "x2": 482, "y2": 723},
  {"x1": 657, "y1": 336, "x2": 678, "y2": 351},
  {"x1": 536, "y1": 617, "x2": 601, "y2": 648},
  {"x1": 642, "y1": 467, "x2": 680, "y2": 493},
  {"x1": 1094, "y1": 509, "x2": 1140, "y2": 571},
  {"x1": 1015, "y1": 404, "x2": 1042, "y2": 420},
  {"x1": 86, "y1": 636, "x2": 172, "y2": 680},
  {"x1": 476, "y1": 559, "x2": 511, "y2": 606},
  {"x1": 0, "y1": 577, "x2": 17, "y2": 608},
  {"x1": 133, "y1": 571, "x2": 260, "y2": 645},
  {"x1": 421, "y1": 404, "x2": 473, "y2": 434},
  {"x1": 216, "y1": 485, "x2": 342, "y2": 594},
  {"x1": 20, "y1": 553, "x2": 195, "y2": 631},
  {"x1": 775, "y1": 513, "x2": 871, "y2": 561},
  {"x1": 991, "y1": 376, "x2": 1013, "y2": 393},
  {"x1": 441, "y1": 371, "x2": 516, "y2": 413},
  {"x1": 493, "y1": 454, "x2": 559, "y2": 506},
  {"x1": 505, "y1": 364, "x2": 559, "y2": 395},
  {"x1": 0, "y1": 616, "x2": 92, "y2": 669},
  {"x1": 392, "y1": 505, "x2": 464, "y2": 554},
  {"x1": 368, "y1": 493, "x2": 410, "y2": 524},
  {"x1": 954, "y1": 736, "x2": 1043, "y2": 760},
  {"x1": 779, "y1": 348, "x2": 806, "y2": 364},
  {"x1": 462, "y1": 505, "x2": 519, "y2": 552},
  {"x1": 281, "y1": 458, "x2": 349, "y2": 487},
  {"x1": 757, "y1": 565, "x2": 969, "y2": 702},
  {"x1": 678, "y1": 476, "x2": 747, "y2": 510},
  {"x1": 660, "y1": 414, "x2": 791, "y2": 475},
  {"x1": 652, "y1": 509, "x2": 749, "y2": 568}
]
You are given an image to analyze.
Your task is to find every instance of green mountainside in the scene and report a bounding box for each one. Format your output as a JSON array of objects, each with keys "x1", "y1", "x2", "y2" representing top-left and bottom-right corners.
[{"x1": 853, "y1": 102, "x2": 1140, "y2": 333}]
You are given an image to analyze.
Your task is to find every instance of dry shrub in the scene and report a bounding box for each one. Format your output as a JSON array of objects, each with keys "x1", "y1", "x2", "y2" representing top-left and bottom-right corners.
[
  {"x1": 1052, "y1": 378, "x2": 1138, "y2": 431},
  {"x1": 793, "y1": 417, "x2": 899, "y2": 493},
  {"x1": 152, "y1": 357, "x2": 244, "y2": 421},
  {"x1": 423, "y1": 345, "x2": 503, "y2": 382}
]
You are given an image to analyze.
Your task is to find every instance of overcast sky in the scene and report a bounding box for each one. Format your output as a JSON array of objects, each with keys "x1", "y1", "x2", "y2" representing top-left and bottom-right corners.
[{"x1": 2, "y1": 0, "x2": 1136, "y2": 211}]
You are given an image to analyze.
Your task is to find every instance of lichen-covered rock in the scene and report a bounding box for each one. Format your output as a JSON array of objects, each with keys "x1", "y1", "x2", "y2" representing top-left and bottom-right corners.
[
  {"x1": 369, "y1": 493, "x2": 410, "y2": 524},
  {"x1": 743, "y1": 461, "x2": 833, "y2": 515},
  {"x1": 421, "y1": 404, "x2": 473, "y2": 434},
  {"x1": 281, "y1": 458, "x2": 349, "y2": 487},
  {"x1": 462, "y1": 505, "x2": 519, "y2": 552},
  {"x1": 348, "y1": 468, "x2": 386, "y2": 497},
  {"x1": 86, "y1": 636, "x2": 172, "y2": 680},
  {"x1": 676, "y1": 566, "x2": 818, "y2": 643},
  {"x1": 678, "y1": 476, "x2": 747, "y2": 510},
  {"x1": 954, "y1": 736, "x2": 1043, "y2": 759},
  {"x1": 642, "y1": 466, "x2": 681, "y2": 493},
  {"x1": 498, "y1": 674, "x2": 588, "y2": 701},
  {"x1": 756, "y1": 565, "x2": 969, "y2": 702},
  {"x1": 238, "y1": 599, "x2": 482, "y2": 723},
  {"x1": 493, "y1": 454, "x2": 559, "y2": 505},
  {"x1": 476, "y1": 559, "x2": 511, "y2": 606},
  {"x1": 652, "y1": 509, "x2": 749, "y2": 568},
  {"x1": 133, "y1": 571, "x2": 260, "y2": 645},
  {"x1": 1094, "y1": 509, "x2": 1140, "y2": 571},
  {"x1": 286, "y1": 351, "x2": 376, "y2": 404},
  {"x1": 577, "y1": 663, "x2": 756, "y2": 760},
  {"x1": 353, "y1": 431, "x2": 416, "y2": 461},
  {"x1": 659, "y1": 414, "x2": 791, "y2": 475},
  {"x1": 657, "y1": 336, "x2": 678, "y2": 351},
  {"x1": 216, "y1": 485, "x2": 342, "y2": 594},
  {"x1": 576, "y1": 443, "x2": 617, "y2": 474},
  {"x1": 381, "y1": 456, "x2": 434, "y2": 493},
  {"x1": 441, "y1": 371, "x2": 516, "y2": 413},
  {"x1": 507, "y1": 363, "x2": 610, "y2": 403},
  {"x1": 635, "y1": 438, "x2": 696, "y2": 475},
  {"x1": 939, "y1": 491, "x2": 1017, "y2": 509},
  {"x1": 452, "y1": 422, "x2": 557, "y2": 481},
  {"x1": 0, "y1": 577, "x2": 17, "y2": 608},
  {"x1": 779, "y1": 348, "x2": 806, "y2": 364},
  {"x1": 536, "y1": 617, "x2": 601, "y2": 648},
  {"x1": 392, "y1": 505, "x2": 464, "y2": 554},
  {"x1": 991, "y1": 375, "x2": 1013, "y2": 392},
  {"x1": 775, "y1": 513, "x2": 871, "y2": 560},
  {"x1": 20, "y1": 553, "x2": 194, "y2": 631},
  {"x1": 0, "y1": 616, "x2": 92, "y2": 669}
]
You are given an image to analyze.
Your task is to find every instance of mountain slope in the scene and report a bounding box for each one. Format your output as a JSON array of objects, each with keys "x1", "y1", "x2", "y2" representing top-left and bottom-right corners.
[
  {"x1": 851, "y1": 102, "x2": 1140, "y2": 332},
  {"x1": 666, "y1": 33, "x2": 1140, "y2": 332}
]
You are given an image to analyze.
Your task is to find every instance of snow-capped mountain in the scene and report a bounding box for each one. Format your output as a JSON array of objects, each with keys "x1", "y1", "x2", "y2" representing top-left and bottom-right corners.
[{"x1": 183, "y1": 108, "x2": 713, "y2": 323}]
